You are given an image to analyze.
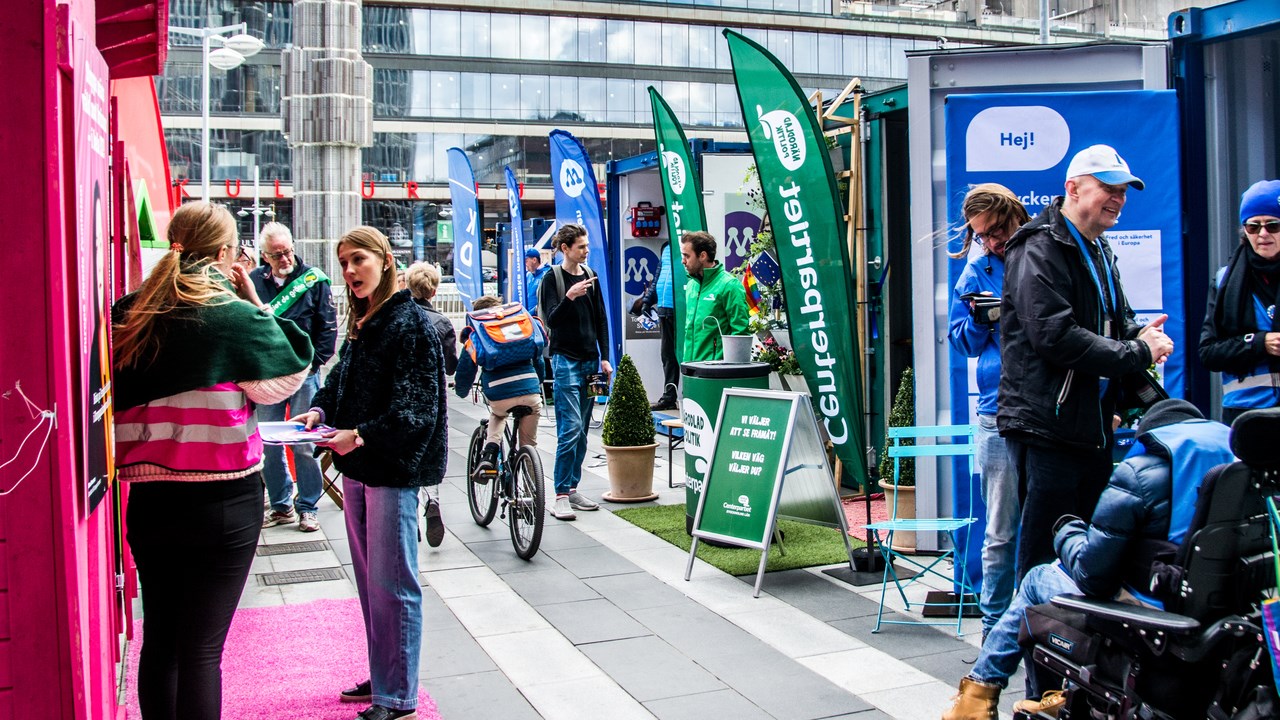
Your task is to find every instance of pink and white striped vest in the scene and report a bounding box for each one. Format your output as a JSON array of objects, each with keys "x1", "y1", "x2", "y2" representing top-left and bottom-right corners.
[{"x1": 115, "y1": 382, "x2": 263, "y2": 482}]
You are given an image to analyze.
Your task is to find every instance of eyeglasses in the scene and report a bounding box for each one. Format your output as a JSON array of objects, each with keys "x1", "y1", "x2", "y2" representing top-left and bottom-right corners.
[
  {"x1": 1244, "y1": 220, "x2": 1280, "y2": 236},
  {"x1": 971, "y1": 224, "x2": 1009, "y2": 244},
  {"x1": 264, "y1": 248, "x2": 294, "y2": 260}
]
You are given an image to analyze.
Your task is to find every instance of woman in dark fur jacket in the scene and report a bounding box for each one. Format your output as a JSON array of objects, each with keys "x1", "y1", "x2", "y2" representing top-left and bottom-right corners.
[{"x1": 295, "y1": 226, "x2": 446, "y2": 720}]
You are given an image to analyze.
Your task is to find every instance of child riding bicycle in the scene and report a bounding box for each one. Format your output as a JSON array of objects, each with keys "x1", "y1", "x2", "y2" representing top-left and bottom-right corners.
[{"x1": 455, "y1": 295, "x2": 543, "y2": 478}]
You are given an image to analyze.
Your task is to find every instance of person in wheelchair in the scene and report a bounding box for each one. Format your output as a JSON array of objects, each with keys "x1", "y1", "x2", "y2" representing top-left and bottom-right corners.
[
  {"x1": 943, "y1": 399, "x2": 1234, "y2": 720},
  {"x1": 455, "y1": 295, "x2": 543, "y2": 480}
]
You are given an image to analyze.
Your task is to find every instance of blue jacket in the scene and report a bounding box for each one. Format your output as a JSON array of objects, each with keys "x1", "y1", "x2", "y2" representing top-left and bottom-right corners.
[
  {"x1": 526, "y1": 264, "x2": 551, "y2": 316},
  {"x1": 655, "y1": 242, "x2": 674, "y2": 310},
  {"x1": 641, "y1": 242, "x2": 676, "y2": 317},
  {"x1": 1053, "y1": 418, "x2": 1234, "y2": 599},
  {"x1": 948, "y1": 252, "x2": 1004, "y2": 416},
  {"x1": 453, "y1": 327, "x2": 541, "y2": 403}
]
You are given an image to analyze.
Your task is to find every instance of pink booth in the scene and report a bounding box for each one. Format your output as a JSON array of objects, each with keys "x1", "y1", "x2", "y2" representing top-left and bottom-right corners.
[{"x1": 0, "y1": 0, "x2": 168, "y2": 715}]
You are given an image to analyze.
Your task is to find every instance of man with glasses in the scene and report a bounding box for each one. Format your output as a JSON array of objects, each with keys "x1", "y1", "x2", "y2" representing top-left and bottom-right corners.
[
  {"x1": 250, "y1": 222, "x2": 338, "y2": 532},
  {"x1": 998, "y1": 144, "x2": 1174, "y2": 583},
  {"x1": 1199, "y1": 179, "x2": 1280, "y2": 424}
]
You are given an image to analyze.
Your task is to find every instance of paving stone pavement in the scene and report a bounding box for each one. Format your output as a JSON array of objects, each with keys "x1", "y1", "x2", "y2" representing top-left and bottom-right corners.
[{"x1": 245, "y1": 392, "x2": 1030, "y2": 719}]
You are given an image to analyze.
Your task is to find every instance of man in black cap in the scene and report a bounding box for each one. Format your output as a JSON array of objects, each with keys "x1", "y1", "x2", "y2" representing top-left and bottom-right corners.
[{"x1": 942, "y1": 399, "x2": 1234, "y2": 720}]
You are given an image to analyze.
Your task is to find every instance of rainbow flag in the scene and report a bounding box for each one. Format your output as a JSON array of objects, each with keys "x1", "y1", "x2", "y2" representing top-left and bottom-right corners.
[{"x1": 743, "y1": 264, "x2": 763, "y2": 317}]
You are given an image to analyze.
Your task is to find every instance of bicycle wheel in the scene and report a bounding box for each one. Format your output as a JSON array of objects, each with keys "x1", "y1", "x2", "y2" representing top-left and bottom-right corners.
[
  {"x1": 508, "y1": 446, "x2": 545, "y2": 560},
  {"x1": 467, "y1": 423, "x2": 498, "y2": 526}
]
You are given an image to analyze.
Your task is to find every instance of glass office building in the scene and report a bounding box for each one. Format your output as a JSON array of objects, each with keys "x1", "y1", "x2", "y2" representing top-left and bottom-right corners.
[
  {"x1": 159, "y1": 0, "x2": 955, "y2": 245},
  {"x1": 161, "y1": 0, "x2": 1173, "y2": 256}
]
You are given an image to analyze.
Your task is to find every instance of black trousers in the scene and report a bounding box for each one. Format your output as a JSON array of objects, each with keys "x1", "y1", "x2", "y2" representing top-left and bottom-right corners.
[
  {"x1": 127, "y1": 473, "x2": 262, "y2": 720},
  {"x1": 658, "y1": 310, "x2": 679, "y2": 401},
  {"x1": 1007, "y1": 438, "x2": 1111, "y2": 581}
]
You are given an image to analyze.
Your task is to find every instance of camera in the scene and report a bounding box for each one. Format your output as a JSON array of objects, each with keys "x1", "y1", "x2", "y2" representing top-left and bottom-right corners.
[
  {"x1": 963, "y1": 293, "x2": 1002, "y2": 325},
  {"x1": 587, "y1": 373, "x2": 609, "y2": 397}
]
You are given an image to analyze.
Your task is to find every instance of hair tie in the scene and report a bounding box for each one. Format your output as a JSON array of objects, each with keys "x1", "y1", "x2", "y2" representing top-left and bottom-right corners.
[{"x1": 170, "y1": 243, "x2": 184, "y2": 253}]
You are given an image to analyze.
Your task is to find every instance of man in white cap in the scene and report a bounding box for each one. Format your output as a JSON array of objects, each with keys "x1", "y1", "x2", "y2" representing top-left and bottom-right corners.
[{"x1": 997, "y1": 144, "x2": 1174, "y2": 584}]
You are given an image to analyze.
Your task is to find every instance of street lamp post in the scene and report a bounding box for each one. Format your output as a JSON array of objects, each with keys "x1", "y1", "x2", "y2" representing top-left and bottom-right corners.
[
  {"x1": 167, "y1": 23, "x2": 264, "y2": 202},
  {"x1": 237, "y1": 166, "x2": 275, "y2": 242}
]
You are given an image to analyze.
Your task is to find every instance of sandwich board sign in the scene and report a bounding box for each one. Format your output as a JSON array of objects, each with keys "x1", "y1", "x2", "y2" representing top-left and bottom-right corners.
[{"x1": 685, "y1": 388, "x2": 856, "y2": 597}]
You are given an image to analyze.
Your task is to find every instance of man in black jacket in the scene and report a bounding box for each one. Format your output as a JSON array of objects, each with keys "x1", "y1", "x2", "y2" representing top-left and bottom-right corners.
[
  {"x1": 998, "y1": 144, "x2": 1173, "y2": 580},
  {"x1": 539, "y1": 224, "x2": 612, "y2": 521},
  {"x1": 249, "y1": 222, "x2": 338, "y2": 532}
]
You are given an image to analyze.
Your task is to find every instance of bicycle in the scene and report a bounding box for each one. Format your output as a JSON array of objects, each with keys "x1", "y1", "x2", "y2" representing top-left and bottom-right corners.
[{"x1": 465, "y1": 404, "x2": 546, "y2": 559}]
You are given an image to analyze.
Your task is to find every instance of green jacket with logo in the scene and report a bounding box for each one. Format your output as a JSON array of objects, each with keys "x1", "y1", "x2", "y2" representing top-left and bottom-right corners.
[{"x1": 683, "y1": 262, "x2": 751, "y2": 361}]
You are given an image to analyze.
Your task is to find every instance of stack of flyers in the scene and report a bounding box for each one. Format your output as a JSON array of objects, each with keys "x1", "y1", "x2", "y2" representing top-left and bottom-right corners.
[{"x1": 259, "y1": 421, "x2": 337, "y2": 445}]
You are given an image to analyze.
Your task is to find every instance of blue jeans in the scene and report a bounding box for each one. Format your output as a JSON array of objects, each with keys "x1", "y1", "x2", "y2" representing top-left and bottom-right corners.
[
  {"x1": 977, "y1": 414, "x2": 1019, "y2": 635},
  {"x1": 551, "y1": 354, "x2": 593, "y2": 495},
  {"x1": 971, "y1": 562, "x2": 1079, "y2": 691},
  {"x1": 344, "y1": 477, "x2": 422, "y2": 710},
  {"x1": 260, "y1": 372, "x2": 324, "y2": 515}
]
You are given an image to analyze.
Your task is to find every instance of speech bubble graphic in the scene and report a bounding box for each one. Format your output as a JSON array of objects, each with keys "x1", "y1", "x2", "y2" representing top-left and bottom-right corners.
[
  {"x1": 681, "y1": 397, "x2": 714, "y2": 482},
  {"x1": 660, "y1": 150, "x2": 687, "y2": 195},
  {"x1": 559, "y1": 158, "x2": 587, "y2": 198},
  {"x1": 965, "y1": 106, "x2": 1070, "y2": 172},
  {"x1": 757, "y1": 106, "x2": 806, "y2": 172}
]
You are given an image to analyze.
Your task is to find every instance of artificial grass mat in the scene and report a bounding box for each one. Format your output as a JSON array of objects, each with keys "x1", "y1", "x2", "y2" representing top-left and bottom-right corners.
[{"x1": 612, "y1": 503, "x2": 864, "y2": 576}]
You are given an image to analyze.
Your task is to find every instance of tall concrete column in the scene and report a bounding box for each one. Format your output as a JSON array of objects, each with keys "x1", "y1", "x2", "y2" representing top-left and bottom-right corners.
[{"x1": 281, "y1": 0, "x2": 372, "y2": 283}]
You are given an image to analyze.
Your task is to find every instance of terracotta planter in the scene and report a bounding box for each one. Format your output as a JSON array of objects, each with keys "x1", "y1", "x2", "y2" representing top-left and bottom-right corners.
[
  {"x1": 877, "y1": 479, "x2": 916, "y2": 552},
  {"x1": 601, "y1": 443, "x2": 659, "y2": 503}
]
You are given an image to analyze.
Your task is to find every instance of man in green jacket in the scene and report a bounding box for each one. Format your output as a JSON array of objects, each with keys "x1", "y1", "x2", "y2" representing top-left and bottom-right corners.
[{"x1": 681, "y1": 231, "x2": 751, "y2": 361}]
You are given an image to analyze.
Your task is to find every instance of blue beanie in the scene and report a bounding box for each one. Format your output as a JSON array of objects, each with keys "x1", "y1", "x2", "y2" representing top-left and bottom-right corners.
[
  {"x1": 1239, "y1": 179, "x2": 1280, "y2": 225},
  {"x1": 524, "y1": 248, "x2": 541, "y2": 260}
]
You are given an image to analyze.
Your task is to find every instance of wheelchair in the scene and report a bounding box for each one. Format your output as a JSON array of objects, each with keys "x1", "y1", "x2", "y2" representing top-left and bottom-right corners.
[{"x1": 1017, "y1": 407, "x2": 1280, "y2": 720}]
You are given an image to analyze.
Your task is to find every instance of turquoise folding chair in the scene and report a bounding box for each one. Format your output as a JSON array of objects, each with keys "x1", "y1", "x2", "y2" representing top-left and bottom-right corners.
[{"x1": 864, "y1": 424, "x2": 979, "y2": 637}]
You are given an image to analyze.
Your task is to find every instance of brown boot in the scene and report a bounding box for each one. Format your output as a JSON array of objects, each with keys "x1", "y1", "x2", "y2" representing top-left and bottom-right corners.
[
  {"x1": 1012, "y1": 689, "x2": 1065, "y2": 718},
  {"x1": 941, "y1": 677, "x2": 1000, "y2": 720}
]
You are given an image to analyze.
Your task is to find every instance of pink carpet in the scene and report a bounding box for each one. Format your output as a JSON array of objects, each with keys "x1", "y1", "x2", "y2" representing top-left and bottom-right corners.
[
  {"x1": 842, "y1": 493, "x2": 888, "y2": 542},
  {"x1": 126, "y1": 597, "x2": 442, "y2": 720}
]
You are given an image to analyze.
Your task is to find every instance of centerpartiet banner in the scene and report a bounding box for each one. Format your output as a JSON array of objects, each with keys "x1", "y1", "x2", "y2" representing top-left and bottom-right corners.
[
  {"x1": 505, "y1": 166, "x2": 527, "y2": 306},
  {"x1": 550, "y1": 129, "x2": 618, "y2": 370},
  {"x1": 723, "y1": 29, "x2": 868, "y2": 483},
  {"x1": 447, "y1": 147, "x2": 482, "y2": 311},
  {"x1": 648, "y1": 87, "x2": 702, "y2": 364}
]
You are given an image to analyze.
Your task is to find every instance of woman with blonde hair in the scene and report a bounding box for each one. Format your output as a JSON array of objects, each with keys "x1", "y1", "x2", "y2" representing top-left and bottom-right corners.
[
  {"x1": 113, "y1": 200, "x2": 312, "y2": 719},
  {"x1": 946, "y1": 183, "x2": 1030, "y2": 644},
  {"x1": 295, "y1": 227, "x2": 446, "y2": 720}
]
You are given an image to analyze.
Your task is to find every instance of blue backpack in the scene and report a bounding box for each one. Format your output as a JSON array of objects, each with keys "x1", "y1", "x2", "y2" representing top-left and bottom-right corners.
[{"x1": 463, "y1": 302, "x2": 547, "y2": 371}]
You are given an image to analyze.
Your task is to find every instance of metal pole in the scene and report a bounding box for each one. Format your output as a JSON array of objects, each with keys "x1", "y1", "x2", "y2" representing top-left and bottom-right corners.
[
  {"x1": 201, "y1": 30, "x2": 211, "y2": 202},
  {"x1": 1039, "y1": 0, "x2": 1050, "y2": 43},
  {"x1": 252, "y1": 166, "x2": 261, "y2": 240}
]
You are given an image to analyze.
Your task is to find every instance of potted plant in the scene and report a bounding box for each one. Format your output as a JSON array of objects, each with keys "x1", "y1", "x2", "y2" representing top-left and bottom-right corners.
[
  {"x1": 878, "y1": 367, "x2": 917, "y2": 551},
  {"x1": 600, "y1": 355, "x2": 660, "y2": 502},
  {"x1": 753, "y1": 334, "x2": 806, "y2": 394}
]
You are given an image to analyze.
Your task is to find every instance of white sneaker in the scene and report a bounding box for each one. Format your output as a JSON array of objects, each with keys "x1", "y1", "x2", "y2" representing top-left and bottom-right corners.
[
  {"x1": 551, "y1": 495, "x2": 576, "y2": 521},
  {"x1": 568, "y1": 491, "x2": 599, "y2": 511}
]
